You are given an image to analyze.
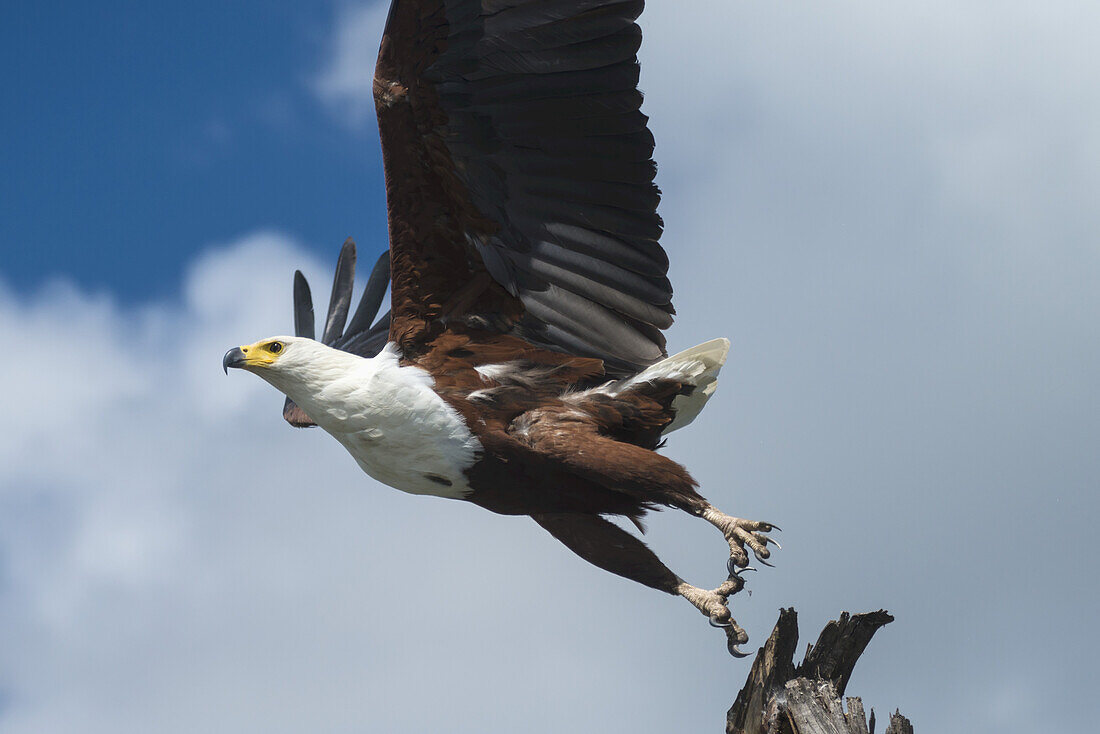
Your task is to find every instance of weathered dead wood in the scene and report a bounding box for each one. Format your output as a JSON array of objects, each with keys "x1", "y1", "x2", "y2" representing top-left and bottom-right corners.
[{"x1": 726, "y1": 609, "x2": 909, "y2": 734}]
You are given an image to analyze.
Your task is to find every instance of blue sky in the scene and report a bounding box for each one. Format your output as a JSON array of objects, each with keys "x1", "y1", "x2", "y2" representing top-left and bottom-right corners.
[
  {"x1": 1, "y1": 2, "x2": 1098, "y2": 733},
  {"x1": 1, "y1": 0, "x2": 387, "y2": 300}
]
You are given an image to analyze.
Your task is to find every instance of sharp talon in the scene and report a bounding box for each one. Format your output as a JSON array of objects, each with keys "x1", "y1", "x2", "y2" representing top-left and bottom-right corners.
[
  {"x1": 765, "y1": 523, "x2": 782, "y2": 532},
  {"x1": 742, "y1": 566, "x2": 757, "y2": 573},
  {"x1": 727, "y1": 557, "x2": 742, "y2": 576},
  {"x1": 754, "y1": 554, "x2": 775, "y2": 568},
  {"x1": 709, "y1": 615, "x2": 732, "y2": 628},
  {"x1": 728, "y1": 644, "x2": 751, "y2": 658},
  {"x1": 766, "y1": 537, "x2": 782, "y2": 550}
]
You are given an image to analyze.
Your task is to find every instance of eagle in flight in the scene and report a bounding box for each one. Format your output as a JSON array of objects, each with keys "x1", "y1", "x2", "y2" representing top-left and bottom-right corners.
[{"x1": 223, "y1": 0, "x2": 778, "y2": 656}]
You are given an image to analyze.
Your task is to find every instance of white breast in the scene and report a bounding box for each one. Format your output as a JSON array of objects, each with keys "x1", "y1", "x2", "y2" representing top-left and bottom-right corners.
[{"x1": 285, "y1": 344, "x2": 482, "y2": 499}]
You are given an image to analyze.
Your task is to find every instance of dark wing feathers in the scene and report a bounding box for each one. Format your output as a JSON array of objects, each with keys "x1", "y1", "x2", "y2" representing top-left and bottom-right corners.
[
  {"x1": 435, "y1": 61, "x2": 642, "y2": 106},
  {"x1": 517, "y1": 255, "x2": 671, "y2": 319},
  {"x1": 519, "y1": 282, "x2": 661, "y2": 368},
  {"x1": 339, "y1": 311, "x2": 392, "y2": 356},
  {"x1": 524, "y1": 221, "x2": 667, "y2": 277},
  {"x1": 440, "y1": 26, "x2": 642, "y2": 77},
  {"x1": 377, "y1": 0, "x2": 672, "y2": 373},
  {"x1": 303, "y1": 245, "x2": 392, "y2": 358},
  {"x1": 282, "y1": 243, "x2": 392, "y2": 427},
  {"x1": 292, "y1": 270, "x2": 315, "y2": 341},
  {"x1": 344, "y1": 248, "x2": 391, "y2": 338},
  {"x1": 321, "y1": 239, "x2": 357, "y2": 345},
  {"x1": 489, "y1": 146, "x2": 656, "y2": 185}
]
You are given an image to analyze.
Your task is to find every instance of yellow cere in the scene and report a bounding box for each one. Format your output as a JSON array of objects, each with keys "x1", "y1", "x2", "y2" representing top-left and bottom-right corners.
[{"x1": 237, "y1": 340, "x2": 285, "y2": 369}]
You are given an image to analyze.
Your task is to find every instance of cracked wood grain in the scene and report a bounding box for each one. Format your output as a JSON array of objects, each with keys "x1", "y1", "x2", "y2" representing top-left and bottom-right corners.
[{"x1": 726, "y1": 609, "x2": 910, "y2": 734}]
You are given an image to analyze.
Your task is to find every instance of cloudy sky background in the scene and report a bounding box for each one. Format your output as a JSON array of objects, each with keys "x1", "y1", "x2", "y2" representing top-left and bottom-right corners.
[{"x1": 2, "y1": 1, "x2": 1098, "y2": 732}]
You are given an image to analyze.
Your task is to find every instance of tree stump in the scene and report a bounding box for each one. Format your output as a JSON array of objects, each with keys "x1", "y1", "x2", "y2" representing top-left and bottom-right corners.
[{"x1": 726, "y1": 608, "x2": 912, "y2": 734}]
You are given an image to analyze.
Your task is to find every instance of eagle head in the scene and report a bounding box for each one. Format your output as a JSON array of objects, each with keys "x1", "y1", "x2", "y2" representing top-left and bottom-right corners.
[
  {"x1": 221, "y1": 336, "x2": 353, "y2": 409},
  {"x1": 222, "y1": 336, "x2": 297, "y2": 374}
]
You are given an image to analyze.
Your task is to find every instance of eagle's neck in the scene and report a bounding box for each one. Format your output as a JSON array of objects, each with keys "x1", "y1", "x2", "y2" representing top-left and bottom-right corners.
[{"x1": 260, "y1": 345, "x2": 383, "y2": 432}]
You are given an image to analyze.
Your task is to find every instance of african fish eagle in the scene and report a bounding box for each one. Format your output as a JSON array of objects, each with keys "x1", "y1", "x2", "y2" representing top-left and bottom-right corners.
[{"x1": 223, "y1": 0, "x2": 778, "y2": 656}]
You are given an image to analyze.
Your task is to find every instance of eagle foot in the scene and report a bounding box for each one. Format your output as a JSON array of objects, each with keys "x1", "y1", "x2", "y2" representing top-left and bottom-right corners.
[
  {"x1": 702, "y1": 506, "x2": 781, "y2": 571},
  {"x1": 678, "y1": 582, "x2": 730, "y2": 621},
  {"x1": 677, "y1": 581, "x2": 749, "y2": 656}
]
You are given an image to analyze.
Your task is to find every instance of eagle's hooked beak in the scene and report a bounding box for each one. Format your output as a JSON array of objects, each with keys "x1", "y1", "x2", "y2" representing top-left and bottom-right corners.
[{"x1": 222, "y1": 347, "x2": 247, "y2": 374}]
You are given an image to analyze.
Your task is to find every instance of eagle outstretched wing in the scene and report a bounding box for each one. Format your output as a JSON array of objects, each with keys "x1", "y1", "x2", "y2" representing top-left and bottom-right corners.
[{"x1": 375, "y1": 0, "x2": 673, "y2": 374}]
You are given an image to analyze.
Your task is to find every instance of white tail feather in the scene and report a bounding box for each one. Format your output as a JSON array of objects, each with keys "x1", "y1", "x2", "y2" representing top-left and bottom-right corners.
[{"x1": 606, "y1": 338, "x2": 731, "y2": 433}]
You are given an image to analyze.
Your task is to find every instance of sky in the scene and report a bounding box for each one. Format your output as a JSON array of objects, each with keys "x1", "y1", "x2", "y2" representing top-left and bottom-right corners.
[{"x1": 1, "y1": 1, "x2": 1098, "y2": 732}]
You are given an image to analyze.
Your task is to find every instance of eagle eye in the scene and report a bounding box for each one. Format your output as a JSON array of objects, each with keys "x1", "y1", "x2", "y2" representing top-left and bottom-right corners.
[{"x1": 268, "y1": 342, "x2": 283, "y2": 354}]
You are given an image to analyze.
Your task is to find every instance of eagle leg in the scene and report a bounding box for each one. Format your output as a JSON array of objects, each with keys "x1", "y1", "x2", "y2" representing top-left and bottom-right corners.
[
  {"x1": 532, "y1": 512, "x2": 751, "y2": 656},
  {"x1": 514, "y1": 411, "x2": 777, "y2": 600}
]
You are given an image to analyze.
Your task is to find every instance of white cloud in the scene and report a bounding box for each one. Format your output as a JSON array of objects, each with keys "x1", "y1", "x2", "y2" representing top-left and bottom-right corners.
[{"x1": 311, "y1": 1, "x2": 391, "y2": 127}]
